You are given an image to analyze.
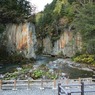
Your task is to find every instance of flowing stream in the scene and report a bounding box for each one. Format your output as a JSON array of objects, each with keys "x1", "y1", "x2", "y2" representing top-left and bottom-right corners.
[{"x1": 0, "y1": 55, "x2": 95, "y2": 79}]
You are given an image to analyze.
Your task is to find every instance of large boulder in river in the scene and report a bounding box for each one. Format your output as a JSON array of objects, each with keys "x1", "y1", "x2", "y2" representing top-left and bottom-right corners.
[{"x1": 6, "y1": 22, "x2": 37, "y2": 58}]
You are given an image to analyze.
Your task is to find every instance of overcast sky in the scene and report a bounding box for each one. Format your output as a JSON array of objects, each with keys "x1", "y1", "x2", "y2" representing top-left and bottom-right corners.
[{"x1": 28, "y1": 0, "x2": 53, "y2": 12}]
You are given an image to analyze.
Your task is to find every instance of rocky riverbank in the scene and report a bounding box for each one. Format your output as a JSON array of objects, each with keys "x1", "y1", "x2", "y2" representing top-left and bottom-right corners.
[{"x1": 0, "y1": 56, "x2": 95, "y2": 80}]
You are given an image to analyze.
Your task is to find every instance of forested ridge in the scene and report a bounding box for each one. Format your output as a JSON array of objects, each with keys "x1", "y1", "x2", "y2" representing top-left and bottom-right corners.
[
  {"x1": 36, "y1": 0, "x2": 95, "y2": 53},
  {"x1": 35, "y1": 0, "x2": 95, "y2": 64}
]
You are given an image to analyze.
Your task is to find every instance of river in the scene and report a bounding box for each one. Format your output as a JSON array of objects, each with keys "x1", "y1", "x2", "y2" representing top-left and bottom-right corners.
[{"x1": 0, "y1": 55, "x2": 95, "y2": 79}]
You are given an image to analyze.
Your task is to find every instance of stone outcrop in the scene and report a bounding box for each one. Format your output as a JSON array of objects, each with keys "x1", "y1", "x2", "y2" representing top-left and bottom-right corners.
[
  {"x1": 6, "y1": 22, "x2": 37, "y2": 58},
  {"x1": 42, "y1": 31, "x2": 82, "y2": 57},
  {"x1": 43, "y1": 37, "x2": 52, "y2": 54},
  {"x1": 5, "y1": 22, "x2": 82, "y2": 58}
]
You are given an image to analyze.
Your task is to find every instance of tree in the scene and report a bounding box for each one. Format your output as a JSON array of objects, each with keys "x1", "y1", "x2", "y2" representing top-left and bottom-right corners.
[
  {"x1": 73, "y1": 3, "x2": 95, "y2": 54},
  {"x1": 0, "y1": 0, "x2": 34, "y2": 24}
]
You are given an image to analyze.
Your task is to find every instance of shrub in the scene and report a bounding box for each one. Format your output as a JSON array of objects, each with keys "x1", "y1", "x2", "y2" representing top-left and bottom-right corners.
[
  {"x1": 35, "y1": 46, "x2": 44, "y2": 54},
  {"x1": 32, "y1": 70, "x2": 44, "y2": 79},
  {"x1": 73, "y1": 54, "x2": 95, "y2": 64}
]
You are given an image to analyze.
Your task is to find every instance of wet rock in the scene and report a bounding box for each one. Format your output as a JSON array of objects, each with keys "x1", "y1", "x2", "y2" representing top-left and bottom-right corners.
[
  {"x1": 61, "y1": 73, "x2": 66, "y2": 76},
  {"x1": 33, "y1": 65, "x2": 39, "y2": 70},
  {"x1": 49, "y1": 69, "x2": 54, "y2": 73},
  {"x1": 29, "y1": 69, "x2": 33, "y2": 73},
  {"x1": 16, "y1": 67, "x2": 22, "y2": 71},
  {"x1": 0, "y1": 74, "x2": 4, "y2": 79},
  {"x1": 81, "y1": 68, "x2": 93, "y2": 71}
]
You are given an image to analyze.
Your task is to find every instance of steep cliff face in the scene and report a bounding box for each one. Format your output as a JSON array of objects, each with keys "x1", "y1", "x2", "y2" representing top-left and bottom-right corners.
[
  {"x1": 6, "y1": 22, "x2": 37, "y2": 58},
  {"x1": 43, "y1": 37, "x2": 52, "y2": 54},
  {"x1": 42, "y1": 31, "x2": 82, "y2": 57}
]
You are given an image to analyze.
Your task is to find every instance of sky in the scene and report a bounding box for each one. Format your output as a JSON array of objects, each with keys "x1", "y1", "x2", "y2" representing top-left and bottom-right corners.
[{"x1": 28, "y1": 0, "x2": 53, "y2": 12}]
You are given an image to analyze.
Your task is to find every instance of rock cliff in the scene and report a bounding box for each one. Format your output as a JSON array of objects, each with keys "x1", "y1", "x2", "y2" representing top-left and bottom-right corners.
[
  {"x1": 6, "y1": 22, "x2": 37, "y2": 58},
  {"x1": 42, "y1": 31, "x2": 82, "y2": 57}
]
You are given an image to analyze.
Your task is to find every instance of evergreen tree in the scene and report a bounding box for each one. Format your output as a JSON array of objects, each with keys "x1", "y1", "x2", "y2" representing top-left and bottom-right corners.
[{"x1": 0, "y1": 0, "x2": 34, "y2": 24}]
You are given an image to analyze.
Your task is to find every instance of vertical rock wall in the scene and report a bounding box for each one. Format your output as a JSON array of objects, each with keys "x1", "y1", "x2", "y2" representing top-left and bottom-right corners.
[
  {"x1": 6, "y1": 22, "x2": 37, "y2": 58},
  {"x1": 42, "y1": 31, "x2": 82, "y2": 57},
  {"x1": 43, "y1": 37, "x2": 52, "y2": 54}
]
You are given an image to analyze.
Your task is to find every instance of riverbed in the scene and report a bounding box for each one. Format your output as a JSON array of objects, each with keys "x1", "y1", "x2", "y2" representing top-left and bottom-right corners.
[{"x1": 0, "y1": 55, "x2": 95, "y2": 79}]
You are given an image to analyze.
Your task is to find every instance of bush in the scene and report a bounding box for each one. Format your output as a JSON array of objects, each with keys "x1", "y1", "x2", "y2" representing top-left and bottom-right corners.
[
  {"x1": 32, "y1": 70, "x2": 44, "y2": 79},
  {"x1": 46, "y1": 72, "x2": 58, "y2": 79},
  {"x1": 36, "y1": 46, "x2": 44, "y2": 54},
  {"x1": 73, "y1": 54, "x2": 95, "y2": 64},
  {"x1": 31, "y1": 69, "x2": 58, "y2": 80},
  {"x1": 0, "y1": 45, "x2": 8, "y2": 60}
]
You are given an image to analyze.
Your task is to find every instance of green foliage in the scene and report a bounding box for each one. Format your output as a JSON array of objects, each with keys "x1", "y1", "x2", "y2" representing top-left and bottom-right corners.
[
  {"x1": 35, "y1": 46, "x2": 44, "y2": 54},
  {"x1": 35, "y1": 0, "x2": 74, "y2": 43},
  {"x1": 68, "y1": 0, "x2": 76, "y2": 4},
  {"x1": 58, "y1": 51, "x2": 63, "y2": 57},
  {"x1": 53, "y1": 0, "x2": 68, "y2": 15},
  {"x1": 0, "y1": 0, "x2": 34, "y2": 24},
  {"x1": 31, "y1": 69, "x2": 58, "y2": 79},
  {"x1": 36, "y1": 0, "x2": 95, "y2": 56},
  {"x1": 32, "y1": 70, "x2": 43, "y2": 79},
  {"x1": 51, "y1": 36, "x2": 60, "y2": 44},
  {"x1": 3, "y1": 68, "x2": 58, "y2": 80},
  {"x1": 86, "y1": 39, "x2": 95, "y2": 54},
  {"x1": 0, "y1": 24, "x2": 5, "y2": 45},
  {"x1": 0, "y1": 24, "x2": 5, "y2": 33},
  {"x1": 7, "y1": 53, "x2": 27, "y2": 63},
  {"x1": 46, "y1": 72, "x2": 58, "y2": 79},
  {"x1": 3, "y1": 68, "x2": 30, "y2": 80},
  {"x1": 73, "y1": 4, "x2": 95, "y2": 37},
  {"x1": 0, "y1": 45, "x2": 8, "y2": 60},
  {"x1": 73, "y1": 3, "x2": 95, "y2": 54},
  {"x1": 74, "y1": 54, "x2": 95, "y2": 64},
  {"x1": 4, "y1": 72, "x2": 19, "y2": 80}
]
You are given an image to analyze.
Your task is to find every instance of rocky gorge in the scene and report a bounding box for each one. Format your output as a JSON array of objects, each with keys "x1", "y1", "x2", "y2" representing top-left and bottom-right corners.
[
  {"x1": 0, "y1": 22, "x2": 95, "y2": 80},
  {"x1": 3, "y1": 22, "x2": 82, "y2": 58},
  {"x1": 41, "y1": 31, "x2": 82, "y2": 57}
]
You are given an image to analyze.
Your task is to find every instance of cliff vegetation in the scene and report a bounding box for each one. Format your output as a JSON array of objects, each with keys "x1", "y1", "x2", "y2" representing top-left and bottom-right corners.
[
  {"x1": 0, "y1": 0, "x2": 36, "y2": 63},
  {"x1": 35, "y1": 0, "x2": 95, "y2": 65}
]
